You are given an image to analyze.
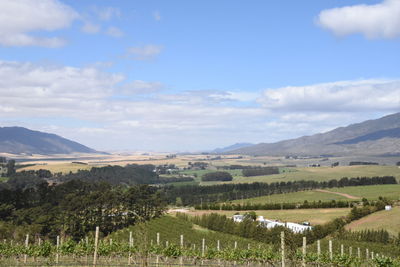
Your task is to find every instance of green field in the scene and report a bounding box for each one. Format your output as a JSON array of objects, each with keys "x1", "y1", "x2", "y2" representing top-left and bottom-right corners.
[
  {"x1": 345, "y1": 206, "x2": 400, "y2": 236},
  {"x1": 179, "y1": 208, "x2": 350, "y2": 225},
  {"x1": 108, "y1": 215, "x2": 267, "y2": 250},
  {"x1": 199, "y1": 165, "x2": 400, "y2": 185},
  {"x1": 229, "y1": 184, "x2": 400, "y2": 205},
  {"x1": 325, "y1": 184, "x2": 400, "y2": 201}
]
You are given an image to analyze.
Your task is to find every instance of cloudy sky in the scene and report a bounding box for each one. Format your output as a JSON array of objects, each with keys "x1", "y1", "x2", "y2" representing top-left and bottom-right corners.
[{"x1": 0, "y1": 0, "x2": 399, "y2": 152}]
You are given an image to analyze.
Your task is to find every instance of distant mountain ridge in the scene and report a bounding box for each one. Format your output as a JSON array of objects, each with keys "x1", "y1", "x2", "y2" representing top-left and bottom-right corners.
[
  {"x1": 230, "y1": 112, "x2": 400, "y2": 156},
  {"x1": 0, "y1": 127, "x2": 99, "y2": 155},
  {"x1": 212, "y1": 143, "x2": 254, "y2": 153}
]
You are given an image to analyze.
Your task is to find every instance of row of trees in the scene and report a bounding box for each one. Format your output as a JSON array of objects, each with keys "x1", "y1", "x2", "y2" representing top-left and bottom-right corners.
[
  {"x1": 201, "y1": 171, "x2": 233, "y2": 182},
  {"x1": 195, "y1": 200, "x2": 354, "y2": 210},
  {"x1": 0, "y1": 180, "x2": 166, "y2": 241},
  {"x1": 164, "y1": 176, "x2": 397, "y2": 206},
  {"x1": 242, "y1": 167, "x2": 280, "y2": 177}
]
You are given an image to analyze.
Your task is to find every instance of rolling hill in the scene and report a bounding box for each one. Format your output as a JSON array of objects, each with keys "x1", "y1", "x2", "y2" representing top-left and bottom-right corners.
[
  {"x1": 0, "y1": 126, "x2": 99, "y2": 155},
  {"x1": 230, "y1": 112, "x2": 400, "y2": 156}
]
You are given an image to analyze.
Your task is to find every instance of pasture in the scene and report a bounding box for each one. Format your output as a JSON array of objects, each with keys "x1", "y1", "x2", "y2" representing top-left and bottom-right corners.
[
  {"x1": 230, "y1": 184, "x2": 400, "y2": 204},
  {"x1": 345, "y1": 206, "x2": 400, "y2": 236}
]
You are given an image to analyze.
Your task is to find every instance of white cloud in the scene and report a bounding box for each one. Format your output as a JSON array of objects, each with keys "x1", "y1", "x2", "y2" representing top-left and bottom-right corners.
[
  {"x1": 94, "y1": 6, "x2": 121, "y2": 21},
  {"x1": 0, "y1": 0, "x2": 78, "y2": 47},
  {"x1": 122, "y1": 80, "x2": 163, "y2": 95},
  {"x1": 153, "y1": 11, "x2": 161, "y2": 21},
  {"x1": 105, "y1": 26, "x2": 124, "y2": 38},
  {"x1": 81, "y1": 22, "x2": 101, "y2": 34},
  {"x1": 1, "y1": 60, "x2": 398, "y2": 151},
  {"x1": 258, "y1": 79, "x2": 400, "y2": 112},
  {"x1": 127, "y1": 45, "x2": 163, "y2": 60},
  {"x1": 317, "y1": 0, "x2": 400, "y2": 39}
]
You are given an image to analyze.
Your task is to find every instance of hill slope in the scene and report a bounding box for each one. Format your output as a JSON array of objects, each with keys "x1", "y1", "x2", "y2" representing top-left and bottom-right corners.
[
  {"x1": 231, "y1": 112, "x2": 400, "y2": 156},
  {"x1": 0, "y1": 126, "x2": 99, "y2": 155}
]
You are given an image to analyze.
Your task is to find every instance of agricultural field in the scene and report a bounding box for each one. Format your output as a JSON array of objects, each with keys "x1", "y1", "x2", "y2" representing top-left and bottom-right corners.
[
  {"x1": 230, "y1": 184, "x2": 400, "y2": 205},
  {"x1": 324, "y1": 184, "x2": 400, "y2": 201},
  {"x1": 231, "y1": 190, "x2": 350, "y2": 204},
  {"x1": 200, "y1": 165, "x2": 400, "y2": 185},
  {"x1": 172, "y1": 208, "x2": 350, "y2": 225},
  {"x1": 18, "y1": 162, "x2": 92, "y2": 174},
  {"x1": 308, "y1": 238, "x2": 400, "y2": 259},
  {"x1": 108, "y1": 215, "x2": 267, "y2": 250},
  {"x1": 345, "y1": 206, "x2": 400, "y2": 236}
]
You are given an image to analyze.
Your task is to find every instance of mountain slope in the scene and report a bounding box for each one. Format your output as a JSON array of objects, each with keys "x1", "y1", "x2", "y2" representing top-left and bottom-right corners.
[
  {"x1": 212, "y1": 143, "x2": 254, "y2": 153},
  {"x1": 0, "y1": 127, "x2": 99, "y2": 155},
  {"x1": 231, "y1": 112, "x2": 400, "y2": 156}
]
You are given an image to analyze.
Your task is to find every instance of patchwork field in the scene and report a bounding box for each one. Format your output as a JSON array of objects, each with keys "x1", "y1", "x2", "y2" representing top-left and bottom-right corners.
[
  {"x1": 200, "y1": 165, "x2": 400, "y2": 185},
  {"x1": 345, "y1": 206, "x2": 400, "y2": 236},
  {"x1": 172, "y1": 208, "x2": 350, "y2": 225}
]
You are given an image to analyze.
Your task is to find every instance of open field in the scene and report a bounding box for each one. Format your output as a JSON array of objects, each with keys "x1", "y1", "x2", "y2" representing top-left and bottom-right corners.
[
  {"x1": 171, "y1": 208, "x2": 350, "y2": 225},
  {"x1": 19, "y1": 162, "x2": 93, "y2": 174},
  {"x1": 200, "y1": 165, "x2": 400, "y2": 185},
  {"x1": 345, "y1": 206, "x2": 400, "y2": 236},
  {"x1": 231, "y1": 190, "x2": 350, "y2": 204},
  {"x1": 230, "y1": 184, "x2": 400, "y2": 204},
  {"x1": 324, "y1": 184, "x2": 400, "y2": 201}
]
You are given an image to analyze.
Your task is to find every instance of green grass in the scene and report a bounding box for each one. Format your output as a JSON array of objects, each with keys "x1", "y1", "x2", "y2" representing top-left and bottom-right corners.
[
  {"x1": 199, "y1": 165, "x2": 400, "y2": 185},
  {"x1": 232, "y1": 190, "x2": 350, "y2": 204},
  {"x1": 345, "y1": 206, "x2": 400, "y2": 236},
  {"x1": 0, "y1": 177, "x2": 8, "y2": 182},
  {"x1": 108, "y1": 215, "x2": 267, "y2": 250},
  {"x1": 325, "y1": 184, "x2": 400, "y2": 201},
  {"x1": 230, "y1": 184, "x2": 400, "y2": 205},
  {"x1": 182, "y1": 208, "x2": 350, "y2": 225}
]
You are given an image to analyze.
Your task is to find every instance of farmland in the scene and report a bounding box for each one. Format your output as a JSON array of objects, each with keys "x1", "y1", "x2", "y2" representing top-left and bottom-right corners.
[
  {"x1": 108, "y1": 215, "x2": 267, "y2": 250},
  {"x1": 200, "y1": 165, "x2": 400, "y2": 185},
  {"x1": 228, "y1": 184, "x2": 400, "y2": 205},
  {"x1": 171, "y1": 208, "x2": 350, "y2": 225},
  {"x1": 345, "y1": 206, "x2": 400, "y2": 236}
]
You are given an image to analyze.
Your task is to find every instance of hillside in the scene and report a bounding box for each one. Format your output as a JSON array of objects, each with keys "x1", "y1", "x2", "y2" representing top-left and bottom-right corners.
[
  {"x1": 231, "y1": 112, "x2": 400, "y2": 156},
  {"x1": 0, "y1": 126, "x2": 99, "y2": 155}
]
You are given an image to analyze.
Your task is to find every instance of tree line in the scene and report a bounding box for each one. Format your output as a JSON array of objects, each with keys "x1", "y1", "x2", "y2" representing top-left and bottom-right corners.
[
  {"x1": 195, "y1": 199, "x2": 354, "y2": 210},
  {"x1": 164, "y1": 176, "x2": 397, "y2": 206},
  {"x1": 0, "y1": 180, "x2": 166, "y2": 241}
]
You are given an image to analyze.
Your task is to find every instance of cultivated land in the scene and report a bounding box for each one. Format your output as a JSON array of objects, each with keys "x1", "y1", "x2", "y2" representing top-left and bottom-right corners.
[
  {"x1": 231, "y1": 184, "x2": 400, "y2": 204},
  {"x1": 108, "y1": 215, "x2": 267, "y2": 250},
  {"x1": 202, "y1": 165, "x2": 400, "y2": 185},
  {"x1": 172, "y1": 208, "x2": 350, "y2": 225},
  {"x1": 19, "y1": 162, "x2": 92, "y2": 174},
  {"x1": 345, "y1": 206, "x2": 400, "y2": 236}
]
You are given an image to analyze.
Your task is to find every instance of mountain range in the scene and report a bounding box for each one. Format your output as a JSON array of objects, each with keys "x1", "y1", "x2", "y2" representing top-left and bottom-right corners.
[
  {"x1": 0, "y1": 127, "x2": 99, "y2": 155},
  {"x1": 229, "y1": 112, "x2": 400, "y2": 157}
]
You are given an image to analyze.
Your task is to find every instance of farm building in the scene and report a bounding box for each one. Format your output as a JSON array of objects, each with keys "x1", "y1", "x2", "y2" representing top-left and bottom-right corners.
[
  {"x1": 385, "y1": 205, "x2": 392, "y2": 211},
  {"x1": 233, "y1": 214, "x2": 244, "y2": 223}
]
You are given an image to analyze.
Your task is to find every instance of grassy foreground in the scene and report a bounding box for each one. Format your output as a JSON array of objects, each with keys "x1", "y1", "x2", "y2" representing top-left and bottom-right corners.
[{"x1": 108, "y1": 215, "x2": 267, "y2": 250}]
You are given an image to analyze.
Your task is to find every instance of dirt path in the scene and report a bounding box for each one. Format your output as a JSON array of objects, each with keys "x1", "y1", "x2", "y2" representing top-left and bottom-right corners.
[{"x1": 315, "y1": 189, "x2": 360, "y2": 200}]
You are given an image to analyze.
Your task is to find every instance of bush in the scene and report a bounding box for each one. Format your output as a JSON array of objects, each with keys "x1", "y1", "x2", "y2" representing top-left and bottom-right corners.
[{"x1": 201, "y1": 172, "x2": 233, "y2": 182}]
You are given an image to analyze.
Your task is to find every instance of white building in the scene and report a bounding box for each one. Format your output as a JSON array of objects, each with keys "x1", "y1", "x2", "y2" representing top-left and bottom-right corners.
[
  {"x1": 233, "y1": 215, "x2": 244, "y2": 223},
  {"x1": 385, "y1": 205, "x2": 392, "y2": 211}
]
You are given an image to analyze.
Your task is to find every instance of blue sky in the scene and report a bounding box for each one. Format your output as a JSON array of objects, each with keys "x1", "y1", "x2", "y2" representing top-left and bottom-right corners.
[{"x1": 0, "y1": 0, "x2": 399, "y2": 152}]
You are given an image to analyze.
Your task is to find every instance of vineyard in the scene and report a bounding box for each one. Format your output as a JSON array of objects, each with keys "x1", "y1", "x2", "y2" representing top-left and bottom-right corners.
[{"x1": 1, "y1": 216, "x2": 399, "y2": 266}]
